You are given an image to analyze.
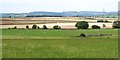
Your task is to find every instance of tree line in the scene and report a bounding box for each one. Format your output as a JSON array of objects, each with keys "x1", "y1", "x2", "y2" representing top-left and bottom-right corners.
[{"x1": 9, "y1": 21, "x2": 120, "y2": 29}]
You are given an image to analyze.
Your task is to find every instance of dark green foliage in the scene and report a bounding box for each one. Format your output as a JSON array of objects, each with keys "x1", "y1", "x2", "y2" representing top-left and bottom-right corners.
[
  {"x1": 32, "y1": 24, "x2": 37, "y2": 29},
  {"x1": 92, "y1": 25, "x2": 101, "y2": 29},
  {"x1": 103, "y1": 24, "x2": 106, "y2": 28},
  {"x1": 75, "y1": 21, "x2": 89, "y2": 29},
  {"x1": 106, "y1": 16, "x2": 110, "y2": 18},
  {"x1": 104, "y1": 20, "x2": 109, "y2": 22},
  {"x1": 80, "y1": 33, "x2": 86, "y2": 37},
  {"x1": 13, "y1": 26, "x2": 17, "y2": 29},
  {"x1": 26, "y1": 15, "x2": 63, "y2": 17},
  {"x1": 26, "y1": 25, "x2": 29, "y2": 29},
  {"x1": 42, "y1": 25, "x2": 48, "y2": 29},
  {"x1": 53, "y1": 25, "x2": 61, "y2": 29},
  {"x1": 97, "y1": 20, "x2": 104, "y2": 22},
  {"x1": 97, "y1": 20, "x2": 110, "y2": 23},
  {"x1": 112, "y1": 21, "x2": 120, "y2": 28},
  {"x1": 37, "y1": 26, "x2": 40, "y2": 29},
  {"x1": 8, "y1": 27, "x2": 10, "y2": 29},
  {"x1": 111, "y1": 16, "x2": 116, "y2": 18}
]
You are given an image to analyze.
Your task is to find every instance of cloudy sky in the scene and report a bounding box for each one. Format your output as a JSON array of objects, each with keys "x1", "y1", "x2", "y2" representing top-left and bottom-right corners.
[{"x1": 0, "y1": 0, "x2": 119, "y2": 13}]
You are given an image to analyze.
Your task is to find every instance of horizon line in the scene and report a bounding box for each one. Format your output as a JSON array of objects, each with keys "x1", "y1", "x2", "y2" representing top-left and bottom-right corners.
[{"x1": 0, "y1": 10, "x2": 118, "y2": 14}]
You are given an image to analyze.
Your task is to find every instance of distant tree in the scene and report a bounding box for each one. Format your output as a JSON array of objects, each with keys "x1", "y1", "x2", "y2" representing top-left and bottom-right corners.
[
  {"x1": 42, "y1": 25, "x2": 48, "y2": 29},
  {"x1": 104, "y1": 20, "x2": 109, "y2": 23},
  {"x1": 32, "y1": 24, "x2": 37, "y2": 29},
  {"x1": 112, "y1": 21, "x2": 120, "y2": 28},
  {"x1": 53, "y1": 25, "x2": 61, "y2": 29},
  {"x1": 80, "y1": 33, "x2": 86, "y2": 37},
  {"x1": 92, "y1": 25, "x2": 101, "y2": 29},
  {"x1": 97, "y1": 20, "x2": 104, "y2": 22},
  {"x1": 112, "y1": 16, "x2": 116, "y2": 18},
  {"x1": 8, "y1": 27, "x2": 11, "y2": 29},
  {"x1": 37, "y1": 26, "x2": 40, "y2": 29},
  {"x1": 106, "y1": 16, "x2": 110, "y2": 18},
  {"x1": 103, "y1": 24, "x2": 106, "y2": 28},
  {"x1": 13, "y1": 26, "x2": 17, "y2": 29},
  {"x1": 26, "y1": 25, "x2": 29, "y2": 29},
  {"x1": 75, "y1": 21, "x2": 89, "y2": 29},
  {"x1": 9, "y1": 16, "x2": 11, "y2": 18}
]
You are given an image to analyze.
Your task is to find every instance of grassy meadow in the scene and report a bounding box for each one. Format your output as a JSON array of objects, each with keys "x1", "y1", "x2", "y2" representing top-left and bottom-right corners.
[{"x1": 2, "y1": 29, "x2": 118, "y2": 58}]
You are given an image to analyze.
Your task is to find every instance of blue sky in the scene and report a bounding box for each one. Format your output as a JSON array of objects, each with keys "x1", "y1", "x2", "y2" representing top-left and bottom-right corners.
[{"x1": 0, "y1": 0, "x2": 119, "y2": 13}]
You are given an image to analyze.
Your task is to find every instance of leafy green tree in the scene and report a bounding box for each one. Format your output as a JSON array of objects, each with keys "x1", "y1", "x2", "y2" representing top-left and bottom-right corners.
[
  {"x1": 103, "y1": 24, "x2": 106, "y2": 28},
  {"x1": 42, "y1": 25, "x2": 48, "y2": 29},
  {"x1": 37, "y1": 26, "x2": 40, "y2": 29},
  {"x1": 92, "y1": 25, "x2": 100, "y2": 29},
  {"x1": 104, "y1": 20, "x2": 109, "y2": 22},
  {"x1": 80, "y1": 33, "x2": 86, "y2": 37},
  {"x1": 97, "y1": 20, "x2": 104, "y2": 22},
  {"x1": 32, "y1": 24, "x2": 37, "y2": 29},
  {"x1": 13, "y1": 26, "x2": 17, "y2": 29},
  {"x1": 26, "y1": 25, "x2": 29, "y2": 29},
  {"x1": 75, "y1": 21, "x2": 89, "y2": 29},
  {"x1": 53, "y1": 25, "x2": 61, "y2": 29},
  {"x1": 112, "y1": 21, "x2": 120, "y2": 28}
]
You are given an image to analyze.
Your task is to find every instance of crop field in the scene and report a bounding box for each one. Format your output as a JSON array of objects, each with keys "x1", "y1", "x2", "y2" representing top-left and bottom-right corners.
[
  {"x1": 2, "y1": 29, "x2": 118, "y2": 58},
  {"x1": 1, "y1": 17, "x2": 117, "y2": 29}
]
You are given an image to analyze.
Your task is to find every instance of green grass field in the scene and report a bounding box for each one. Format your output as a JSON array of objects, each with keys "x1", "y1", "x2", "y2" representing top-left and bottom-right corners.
[{"x1": 2, "y1": 29, "x2": 118, "y2": 58}]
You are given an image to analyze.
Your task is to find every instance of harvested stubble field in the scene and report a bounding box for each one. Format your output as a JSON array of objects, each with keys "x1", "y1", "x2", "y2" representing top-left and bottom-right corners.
[
  {"x1": 1, "y1": 17, "x2": 117, "y2": 25},
  {"x1": 2, "y1": 29, "x2": 118, "y2": 58},
  {"x1": 0, "y1": 17, "x2": 117, "y2": 29}
]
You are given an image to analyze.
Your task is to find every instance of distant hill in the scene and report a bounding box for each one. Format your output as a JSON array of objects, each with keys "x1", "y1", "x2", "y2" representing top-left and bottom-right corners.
[{"x1": 0, "y1": 11, "x2": 118, "y2": 18}]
